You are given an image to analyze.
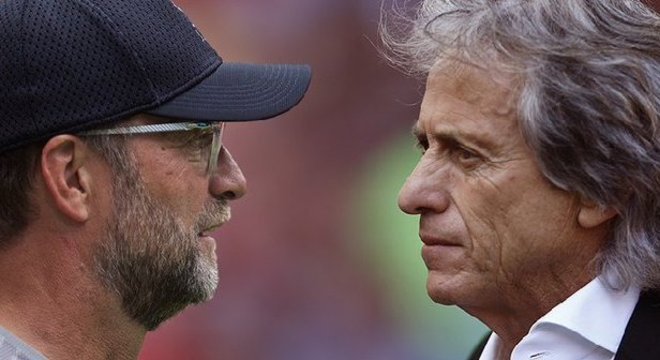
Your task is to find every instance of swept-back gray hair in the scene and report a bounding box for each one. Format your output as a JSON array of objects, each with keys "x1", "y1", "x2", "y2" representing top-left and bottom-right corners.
[{"x1": 382, "y1": 0, "x2": 660, "y2": 290}]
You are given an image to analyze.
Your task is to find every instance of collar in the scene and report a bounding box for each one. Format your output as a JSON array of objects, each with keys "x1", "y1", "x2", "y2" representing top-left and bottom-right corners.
[{"x1": 480, "y1": 276, "x2": 640, "y2": 360}]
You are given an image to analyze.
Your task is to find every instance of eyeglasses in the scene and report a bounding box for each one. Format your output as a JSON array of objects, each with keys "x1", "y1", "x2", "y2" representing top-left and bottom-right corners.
[{"x1": 78, "y1": 122, "x2": 226, "y2": 175}]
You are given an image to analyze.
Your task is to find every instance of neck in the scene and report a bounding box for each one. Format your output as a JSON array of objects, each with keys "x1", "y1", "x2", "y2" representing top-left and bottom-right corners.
[
  {"x1": 0, "y1": 232, "x2": 146, "y2": 360},
  {"x1": 466, "y1": 269, "x2": 598, "y2": 359},
  {"x1": 466, "y1": 224, "x2": 610, "y2": 358}
]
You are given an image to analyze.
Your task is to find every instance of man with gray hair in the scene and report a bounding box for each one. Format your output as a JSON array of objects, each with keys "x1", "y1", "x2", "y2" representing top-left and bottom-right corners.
[
  {"x1": 0, "y1": 0, "x2": 310, "y2": 359},
  {"x1": 382, "y1": 0, "x2": 659, "y2": 359}
]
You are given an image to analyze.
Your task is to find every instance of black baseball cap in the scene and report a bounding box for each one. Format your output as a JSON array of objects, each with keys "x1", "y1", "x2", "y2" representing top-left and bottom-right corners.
[{"x1": 0, "y1": 0, "x2": 312, "y2": 152}]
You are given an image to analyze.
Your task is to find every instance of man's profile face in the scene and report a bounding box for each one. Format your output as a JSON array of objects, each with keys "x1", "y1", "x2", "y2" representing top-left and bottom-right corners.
[
  {"x1": 398, "y1": 62, "x2": 598, "y2": 312},
  {"x1": 92, "y1": 122, "x2": 236, "y2": 330}
]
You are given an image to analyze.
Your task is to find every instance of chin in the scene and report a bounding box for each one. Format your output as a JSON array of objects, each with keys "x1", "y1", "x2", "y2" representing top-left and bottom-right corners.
[
  {"x1": 426, "y1": 273, "x2": 463, "y2": 306},
  {"x1": 193, "y1": 256, "x2": 219, "y2": 303},
  {"x1": 427, "y1": 289, "x2": 458, "y2": 306}
]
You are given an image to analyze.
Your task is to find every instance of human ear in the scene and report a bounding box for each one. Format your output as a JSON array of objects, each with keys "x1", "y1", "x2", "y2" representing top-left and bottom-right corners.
[
  {"x1": 577, "y1": 198, "x2": 618, "y2": 229},
  {"x1": 40, "y1": 135, "x2": 93, "y2": 222}
]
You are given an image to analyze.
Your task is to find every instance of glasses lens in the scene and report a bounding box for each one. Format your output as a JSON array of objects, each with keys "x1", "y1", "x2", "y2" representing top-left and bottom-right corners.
[{"x1": 207, "y1": 123, "x2": 225, "y2": 174}]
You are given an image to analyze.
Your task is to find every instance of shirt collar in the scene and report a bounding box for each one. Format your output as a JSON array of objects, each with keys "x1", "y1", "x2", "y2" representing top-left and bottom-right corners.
[
  {"x1": 536, "y1": 276, "x2": 639, "y2": 353},
  {"x1": 480, "y1": 276, "x2": 640, "y2": 359}
]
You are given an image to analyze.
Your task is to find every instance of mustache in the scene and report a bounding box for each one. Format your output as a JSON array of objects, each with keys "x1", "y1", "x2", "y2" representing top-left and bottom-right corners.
[{"x1": 195, "y1": 199, "x2": 231, "y2": 232}]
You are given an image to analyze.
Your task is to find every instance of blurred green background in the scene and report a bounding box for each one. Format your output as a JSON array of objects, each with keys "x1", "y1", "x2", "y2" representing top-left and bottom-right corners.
[{"x1": 139, "y1": 1, "x2": 487, "y2": 359}]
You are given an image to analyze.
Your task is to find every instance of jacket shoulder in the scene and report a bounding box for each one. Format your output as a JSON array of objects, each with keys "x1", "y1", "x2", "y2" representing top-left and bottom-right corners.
[{"x1": 615, "y1": 290, "x2": 660, "y2": 360}]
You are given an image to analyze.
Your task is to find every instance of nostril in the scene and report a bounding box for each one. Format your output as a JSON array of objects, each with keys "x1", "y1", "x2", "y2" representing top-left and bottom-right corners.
[{"x1": 221, "y1": 191, "x2": 237, "y2": 200}]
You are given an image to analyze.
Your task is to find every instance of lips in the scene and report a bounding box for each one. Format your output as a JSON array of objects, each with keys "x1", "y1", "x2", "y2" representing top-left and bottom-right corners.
[
  {"x1": 419, "y1": 233, "x2": 460, "y2": 247},
  {"x1": 197, "y1": 223, "x2": 225, "y2": 237},
  {"x1": 419, "y1": 232, "x2": 463, "y2": 269}
]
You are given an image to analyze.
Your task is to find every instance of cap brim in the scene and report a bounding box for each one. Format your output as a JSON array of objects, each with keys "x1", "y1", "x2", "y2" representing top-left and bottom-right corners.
[{"x1": 147, "y1": 62, "x2": 311, "y2": 121}]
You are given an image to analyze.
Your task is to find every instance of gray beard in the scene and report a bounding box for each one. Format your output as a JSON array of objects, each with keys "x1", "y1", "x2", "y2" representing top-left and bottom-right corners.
[{"x1": 93, "y1": 164, "x2": 228, "y2": 330}]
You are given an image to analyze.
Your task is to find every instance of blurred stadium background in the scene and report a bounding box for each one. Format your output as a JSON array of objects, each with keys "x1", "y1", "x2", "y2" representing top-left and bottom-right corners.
[{"x1": 136, "y1": 0, "x2": 539, "y2": 358}]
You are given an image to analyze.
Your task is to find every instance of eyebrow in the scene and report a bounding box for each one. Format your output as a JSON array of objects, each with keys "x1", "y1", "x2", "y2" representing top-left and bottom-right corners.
[{"x1": 412, "y1": 124, "x2": 425, "y2": 142}]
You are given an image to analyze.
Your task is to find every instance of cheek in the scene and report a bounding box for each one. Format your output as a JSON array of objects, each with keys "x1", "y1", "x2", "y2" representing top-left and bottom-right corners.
[
  {"x1": 457, "y1": 171, "x2": 579, "y2": 276},
  {"x1": 161, "y1": 179, "x2": 207, "y2": 216},
  {"x1": 142, "y1": 165, "x2": 209, "y2": 221},
  {"x1": 453, "y1": 170, "x2": 545, "y2": 273},
  {"x1": 452, "y1": 177, "x2": 510, "y2": 273},
  {"x1": 132, "y1": 141, "x2": 209, "y2": 220}
]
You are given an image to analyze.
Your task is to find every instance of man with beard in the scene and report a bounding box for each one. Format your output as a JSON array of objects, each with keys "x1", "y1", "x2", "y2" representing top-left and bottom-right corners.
[
  {"x1": 382, "y1": 0, "x2": 659, "y2": 359},
  {"x1": 0, "y1": 0, "x2": 310, "y2": 359}
]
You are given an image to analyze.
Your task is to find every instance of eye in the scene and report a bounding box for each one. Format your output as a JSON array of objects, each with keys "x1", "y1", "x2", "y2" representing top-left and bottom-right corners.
[
  {"x1": 415, "y1": 136, "x2": 429, "y2": 154},
  {"x1": 174, "y1": 131, "x2": 213, "y2": 161},
  {"x1": 451, "y1": 146, "x2": 483, "y2": 169},
  {"x1": 187, "y1": 133, "x2": 213, "y2": 150},
  {"x1": 456, "y1": 147, "x2": 477, "y2": 160}
]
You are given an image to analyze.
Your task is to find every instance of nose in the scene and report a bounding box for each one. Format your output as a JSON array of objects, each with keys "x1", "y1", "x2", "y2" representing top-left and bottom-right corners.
[
  {"x1": 209, "y1": 147, "x2": 247, "y2": 201},
  {"x1": 398, "y1": 161, "x2": 450, "y2": 215}
]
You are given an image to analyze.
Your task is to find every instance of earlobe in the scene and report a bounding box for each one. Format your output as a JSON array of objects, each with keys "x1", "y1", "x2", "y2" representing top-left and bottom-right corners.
[
  {"x1": 40, "y1": 136, "x2": 92, "y2": 223},
  {"x1": 577, "y1": 199, "x2": 618, "y2": 229}
]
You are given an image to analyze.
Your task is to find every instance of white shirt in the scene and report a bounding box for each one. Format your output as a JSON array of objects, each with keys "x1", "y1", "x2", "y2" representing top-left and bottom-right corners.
[
  {"x1": 479, "y1": 277, "x2": 640, "y2": 360},
  {"x1": 0, "y1": 326, "x2": 47, "y2": 360}
]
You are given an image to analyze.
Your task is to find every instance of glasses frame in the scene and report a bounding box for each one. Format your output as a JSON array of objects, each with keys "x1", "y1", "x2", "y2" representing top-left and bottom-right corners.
[{"x1": 78, "y1": 122, "x2": 226, "y2": 175}]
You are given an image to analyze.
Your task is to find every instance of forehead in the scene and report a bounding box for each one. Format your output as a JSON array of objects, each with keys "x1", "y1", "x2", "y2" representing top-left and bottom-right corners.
[{"x1": 418, "y1": 61, "x2": 521, "y2": 149}]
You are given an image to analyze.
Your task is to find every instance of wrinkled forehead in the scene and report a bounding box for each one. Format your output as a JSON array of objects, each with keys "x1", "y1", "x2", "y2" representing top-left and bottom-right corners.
[{"x1": 424, "y1": 60, "x2": 520, "y2": 121}]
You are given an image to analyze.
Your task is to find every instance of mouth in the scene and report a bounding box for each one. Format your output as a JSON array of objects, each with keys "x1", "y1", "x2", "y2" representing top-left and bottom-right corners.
[
  {"x1": 196, "y1": 203, "x2": 231, "y2": 240},
  {"x1": 197, "y1": 223, "x2": 225, "y2": 238},
  {"x1": 419, "y1": 233, "x2": 460, "y2": 247}
]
